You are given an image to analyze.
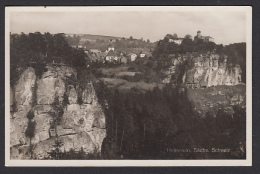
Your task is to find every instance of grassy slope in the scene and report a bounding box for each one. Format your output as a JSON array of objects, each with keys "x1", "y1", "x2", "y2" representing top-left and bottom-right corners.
[
  {"x1": 101, "y1": 77, "x2": 164, "y2": 92},
  {"x1": 187, "y1": 84, "x2": 246, "y2": 116}
]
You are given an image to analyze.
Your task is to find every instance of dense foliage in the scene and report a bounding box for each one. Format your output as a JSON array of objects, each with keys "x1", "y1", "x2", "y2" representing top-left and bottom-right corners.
[
  {"x1": 223, "y1": 43, "x2": 246, "y2": 83},
  {"x1": 10, "y1": 32, "x2": 87, "y2": 86},
  {"x1": 95, "y1": 82, "x2": 246, "y2": 159}
]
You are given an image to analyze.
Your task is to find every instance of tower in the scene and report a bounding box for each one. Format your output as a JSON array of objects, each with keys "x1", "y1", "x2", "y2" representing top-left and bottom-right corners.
[{"x1": 197, "y1": 30, "x2": 202, "y2": 38}]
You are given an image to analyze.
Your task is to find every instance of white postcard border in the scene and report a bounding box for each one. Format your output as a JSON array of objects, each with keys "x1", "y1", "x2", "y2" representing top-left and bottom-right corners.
[{"x1": 5, "y1": 6, "x2": 252, "y2": 167}]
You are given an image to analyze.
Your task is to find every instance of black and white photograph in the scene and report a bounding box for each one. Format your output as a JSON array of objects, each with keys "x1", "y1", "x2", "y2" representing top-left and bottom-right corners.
[{"x1": 5, "y1": 6, "x2": 252, "y2": 166}]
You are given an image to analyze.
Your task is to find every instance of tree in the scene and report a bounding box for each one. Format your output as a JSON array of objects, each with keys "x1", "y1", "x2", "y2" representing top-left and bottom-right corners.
[
  {"x1": 25, "y1": 109, "x2": 36, "y2": 159},
  {"x1": 63, "y1": 92, "x2": 69, "y2": 107},
  {"x1": 25, "y1": 120, "x2": 36, "y2": 145},
  {"x1": 173, "y1": 33, "x2": 178, "y2": 39},
  {"x1": 184, "y1": 34, "x2": 192, "y2": 39}
]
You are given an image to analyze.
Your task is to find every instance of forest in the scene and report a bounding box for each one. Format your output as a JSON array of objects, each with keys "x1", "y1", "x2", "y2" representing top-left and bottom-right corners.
[
  {"x1": 94, "y1": 82, "x2": 246, "y2": 159},
  {"x1": 10, "y1": 32, "x2": 87, "y2": 87}
]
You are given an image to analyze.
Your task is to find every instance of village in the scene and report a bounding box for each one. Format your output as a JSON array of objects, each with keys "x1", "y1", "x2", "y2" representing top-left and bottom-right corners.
[
  {"x1": 72, "y1": 43, "x2": 153, "y2": 65},
  {"x1": 67, "y1": 30, "x2": 214, "y2": 66}
]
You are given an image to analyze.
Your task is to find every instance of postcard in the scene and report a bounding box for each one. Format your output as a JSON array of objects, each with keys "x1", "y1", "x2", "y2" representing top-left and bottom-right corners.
[{"x1": 5, "y1": 6, "x2": 252, "y2": 166}]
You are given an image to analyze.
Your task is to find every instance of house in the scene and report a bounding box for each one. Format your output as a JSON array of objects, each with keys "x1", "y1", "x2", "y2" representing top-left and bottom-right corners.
[
  {"x1": 119, "y1": 56, "x2": 128, "y2": 64},
  {"x1": 95, "y1": 52, "x2": 107, "y2": 60},
  {"x1": 90, "y1": 49, "x2": 101, "y2": 54},
  {"x1": 77, "y1": 44, "x2": 85, "y2": 49},
  {"x1": 71, "y1": 44, "x2": 86, "y2": 49},
  {"x1": 105, "y1": 50, "x2": 118, "y2": 62},
  {"x1": 127, "y1": 53, "x2": 137, "y2": 61},
  {"x1": 140, "y1": 51, "x2": 153, "y2": 59},
  {"x1": 86, "y1": 53, "x2": 99, "y2": 62},
  {"x1": 140, "y1": 53, "x2": 146, "y2": 58},
  {"x1": 203, "y1": 36, "x2": 214, "y2": 42},
  {"x1": 169, "y1": 38, "x2": 183, "y2": 45}
]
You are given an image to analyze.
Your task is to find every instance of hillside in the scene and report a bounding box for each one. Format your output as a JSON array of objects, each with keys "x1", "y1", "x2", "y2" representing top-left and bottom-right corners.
[
  {"x1": 66, "y1": 34, "x2": 122, "y2": 43},
  {"x1": 187, "y1": 84, "x2": 246, "y2": 117}
]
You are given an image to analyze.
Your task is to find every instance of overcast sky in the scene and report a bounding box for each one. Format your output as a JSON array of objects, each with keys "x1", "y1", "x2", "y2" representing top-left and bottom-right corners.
[{"x1": 10, "y1": 10, "x2": 246, "y2": 45}]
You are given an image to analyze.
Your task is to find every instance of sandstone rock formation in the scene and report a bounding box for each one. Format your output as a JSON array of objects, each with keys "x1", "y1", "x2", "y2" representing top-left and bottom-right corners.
[
  {"x1": 15, "y1": 67, "x2": 36, "y2": 106},
  {"x1": 182, "y1": 65, "x2": 242, "y2": 88},
  {"x1": 67, "y1": 85, "x2": 78, "y2": 104},
  {"x1": 10, "y1": 65, "x2": 106, "y2": 159},
  {"x1": 166, "y1": 53, "x2": 242, "y2": 88},
  {"x1": 82, "y1": 83, "x2": 95, "y2": 104}
]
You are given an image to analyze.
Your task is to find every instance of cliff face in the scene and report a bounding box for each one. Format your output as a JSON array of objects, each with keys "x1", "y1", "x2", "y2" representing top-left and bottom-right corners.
[
  {"x1": 182, "y1": 65, "x2": 242, "y2": 88},
  {"x1": 182, "y1": 54, "x2": 242, "y2": 88},
  {"x1": 164, "y1": 53, "x2": 243, "y2": 88},
  {"x1": 14, "y1": 67, "x2": 37, "y2": 106},
  {"x1": 10, "y1": 65, "x2": 106, "y2": 159}
]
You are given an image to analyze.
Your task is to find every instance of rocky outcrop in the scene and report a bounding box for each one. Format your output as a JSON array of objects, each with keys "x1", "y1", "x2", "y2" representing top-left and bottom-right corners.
[
  {"x1": 164, "y1": 53, "x2": 243, "y2": 88},
  {"x1": 36, "y1": 65, "x2": 77, "y2": 105},
  {"x1": 67, "y1": 85, "x2": 78, "y2": 104},
  {"x1": 82, "y1": 83, "x2": 95, "y2": 104},
  {"x1": 11, "y1": 67, "x2": 36, "y2": 146},
  {"x1": 62, "y1": 97, "x2": 106, "y2": 150},
  {"x1": 37, "y1": 72, "x2": 66, "y2": 105},
  {"x1": 10, "y1": 66, "x2": 106, "y2": 159},
  {"x1": 179, "y1": 53, "x2": 242, "y2": 88},
  {"x1": 10, "y1": 106, "x2": 31, "y2": 146},
  {"x1": 15, "y1": 67, "x2": 36, "y2": 105},
  {"x1": 183, "y1": 66, "x2": 242, "y2": 88}
]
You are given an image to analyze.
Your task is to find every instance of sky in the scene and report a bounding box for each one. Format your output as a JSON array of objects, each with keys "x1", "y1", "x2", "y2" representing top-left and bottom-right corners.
[{"x1": 10, "y1": 9, "x2": 247, "y2": 45}]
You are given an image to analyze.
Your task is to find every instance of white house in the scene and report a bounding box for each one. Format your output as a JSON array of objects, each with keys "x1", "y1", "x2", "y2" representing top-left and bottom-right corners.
[
  {"x1": 140, "y1": 51, "x2": 151, "y2": 58},
  {"x1": 105, "y1": 50, "x2": 117, "y2": 62},
  {"x1": 140, "y1": 53, "x2": 146, "y2": 58},
  {"x1": 90, "y1": 49, "x2": 101, "y2": 53},
  {"x1": 169, "y1": 38, "x2": 183, "y2": 45},
  {"x1": 129, "y1": 53, "x2": 137, "y2": 61}
]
